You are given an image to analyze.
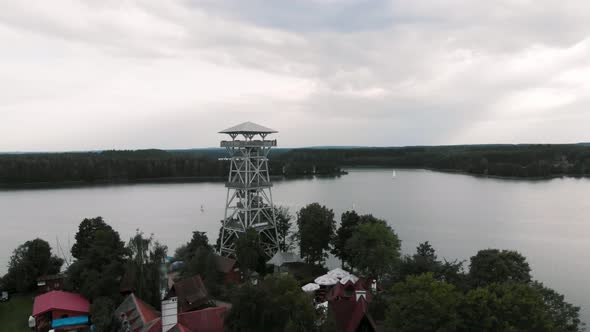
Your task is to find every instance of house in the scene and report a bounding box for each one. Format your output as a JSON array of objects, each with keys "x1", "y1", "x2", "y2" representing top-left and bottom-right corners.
[
  {"x1": 330, "y1": 298, "x2": 377, "y2": 332},
  {"x1": 326, "y1": 281, "x2": 377, "y2": 332},
  {"x1": 327, "y1": 281, "x2": 373, "y2": 303},
  {"x1": 116, "y1": 274, "x2": 226, "y2": 332},
  {"x1": 36, "y1": 274, "x2": 65, "y2": 294},
  {"x1": 168, "y1": 275, "x2": 211, "y2": 313},
  {"x1": 267, "y1": 251, "x2": 303, "y2": 272},
  {"x1": 214, "y1": 255, "x2": 241, "y2": 284},
  {"x1": 172, "y1": 307, "x2": 226, "y2": 332},
  {"x1": 32, "y1": 290, "x2": 90, "y2": 331},
  {"x1": 115, "y1": 293, "x2": 161, "y2": 332}
]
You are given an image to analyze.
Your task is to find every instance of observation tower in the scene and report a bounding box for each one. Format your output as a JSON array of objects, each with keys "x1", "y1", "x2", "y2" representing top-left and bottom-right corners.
[{"x1": 218, "y1": 122, "x2": 279, "y2": 258}]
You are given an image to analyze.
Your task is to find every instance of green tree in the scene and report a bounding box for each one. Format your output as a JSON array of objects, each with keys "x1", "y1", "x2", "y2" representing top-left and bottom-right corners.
[
  {"x1": 398, "y1": 242, "x2": 466, "y2": 288},
  {"x1": 461, "y1": 282, "x2": 556, "y2": 331},
  {"x1": 71, "y1": 217, "x2": 113, "y2": 259},
  {"x1": 125, "y1": 231, "x2": 167, "y2": 307},
  {"x1": 178, "y1": 230, "x2": 223, "y2": 297},
  {"x1": 90, "y1": 297, "x2": 121, "y2": 332},
  {"x1": 66, "y1": 217, "x2": 128, "y2": 302},
  {"x1": 3, "y1": 238, "x2": 63, "y2": 292},
  {"x1": 469, "y1": 249, "x2": 531, "y2": 287},
  {"x1": 295, "y1": 203, "x2": 336, "y2": 265},
  {"x1": 225, "y1": 274, "x2": 318, "y2": 331},
  {"x1": 235, "y1": 228, "x2": 264, "y2": 277},
  {"x1": 346, "y1": 219, "x2": 400, "y2": 279},
  {"x1": 385, "y1": 273, "x2": 462, "y2": 332},
  {"x1": 532, "y1": 281, "x2": 584, "y2": 332},
  {"x1": 332, "y1": 210, "x2": 360, "y2": 268},
  {"x1": 274, "y1": 206, "x2": 293, "y2": 252}
]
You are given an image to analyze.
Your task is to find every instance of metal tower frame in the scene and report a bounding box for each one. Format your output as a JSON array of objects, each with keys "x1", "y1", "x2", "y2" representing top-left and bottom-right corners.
[{"x1": 218, "y1": 122, "x2": 280, "y2": 258}]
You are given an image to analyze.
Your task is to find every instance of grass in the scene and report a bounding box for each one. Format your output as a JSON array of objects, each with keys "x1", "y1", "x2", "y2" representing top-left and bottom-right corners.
[{"x1": 0, "y1": 294, "x2": 33, "y2": 332}]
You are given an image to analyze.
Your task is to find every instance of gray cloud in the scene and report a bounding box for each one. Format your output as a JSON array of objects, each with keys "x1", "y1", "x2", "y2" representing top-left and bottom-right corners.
[{"x1": 1, "y1": 0, "x2": 590, "y2": 151}]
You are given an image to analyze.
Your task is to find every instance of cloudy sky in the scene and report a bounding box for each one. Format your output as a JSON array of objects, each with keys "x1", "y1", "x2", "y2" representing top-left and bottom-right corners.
[{"x1": 2, "y1": 0, "x2": 590, "y2": 151}]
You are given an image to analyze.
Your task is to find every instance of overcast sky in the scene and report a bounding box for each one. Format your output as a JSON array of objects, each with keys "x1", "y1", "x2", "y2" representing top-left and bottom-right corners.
[{"x1": 1, "y1": 1, "x2": 590, "y2": 151}]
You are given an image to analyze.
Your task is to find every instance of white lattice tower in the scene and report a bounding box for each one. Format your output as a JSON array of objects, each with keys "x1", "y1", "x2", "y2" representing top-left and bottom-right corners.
[{"x1": 218, "y1": 122, "x2": 279, "y2": 258}]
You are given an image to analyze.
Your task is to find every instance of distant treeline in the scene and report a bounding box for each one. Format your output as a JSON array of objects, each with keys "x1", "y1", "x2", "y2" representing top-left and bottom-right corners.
[
  {"x1": 1, "y1": 144, "x2": 589, "y2": 185},
  {"x1": 0, "y1": 149, "x2": 340, "y2": 185},
  {"x1": 286, "y1": 144, "x2": 590, "y2": 178}
]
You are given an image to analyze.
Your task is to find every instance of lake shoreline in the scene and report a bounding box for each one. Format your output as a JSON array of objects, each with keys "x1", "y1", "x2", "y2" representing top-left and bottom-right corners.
[{"x1": 1, "y1": 166, "x2": 588, "y2": 189}]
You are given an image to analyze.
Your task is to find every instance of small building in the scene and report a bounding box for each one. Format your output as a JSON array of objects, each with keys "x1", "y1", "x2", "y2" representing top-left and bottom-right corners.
[
  {"x1": 168, "y1": 275, "x2": 211, "y2": 313},
  {"x1": 36, "y1": 274, "x2": 65, "y2": 294},
  {"x1": 214, "y1": 255, "x2": 241, "y2": 284},
  {"x1": 267, "y1": 251, "x2": 303, "y2": 272},
  {"x1": 32, "y1": 290, "x2": 90, "y2": 331}
]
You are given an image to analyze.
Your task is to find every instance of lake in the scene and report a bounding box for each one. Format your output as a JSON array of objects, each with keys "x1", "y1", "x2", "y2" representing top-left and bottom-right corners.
[{"x1": 1, "y1": 168, "x2": 589, "y2": 321}]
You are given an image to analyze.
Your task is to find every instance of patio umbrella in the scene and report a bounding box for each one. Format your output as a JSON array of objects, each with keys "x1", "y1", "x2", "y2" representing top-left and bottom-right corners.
[
  {"x1": 327, "y1": 267, "x2": 350, "y2": 279},
  {"x1": 339, "y1": 274, "x2": 359, "y2": 285},
  {"x1": 314, "y1": 275, "x2": 339, "y2": 286},
  {"x1": 301, "y1": 283, "x2": 320, "y2": 292}
]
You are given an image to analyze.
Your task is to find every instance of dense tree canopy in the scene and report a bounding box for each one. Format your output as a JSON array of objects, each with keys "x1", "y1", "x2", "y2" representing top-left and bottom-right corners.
[
  {"x1": 90, "y1": 297, "x2": 122, "y2": 332},
  {"x1": 398, "y1": 242, "x2": 466, "y2": 288},
  {"x1": 66, "y1": 217, "x2": 129, "y2": 301},
  {"x1": 235, "y1": 228, "x2": 264, "y2": 277},
  {"x1": 225, "y1": 274, "x2": 318, "y2": 331},
  {"x1": 2, "y1": 238, "x2": 63, "y2": 292},
  {"x1": 274, "y1": 206, "x2": 294, "y2": 252},
  {"x1": 332, "y1": 210, "x2": 360, "y2": 268},
  {"x1": 346, "y1": 218, "x2": 401, "y2": 279},
  {"x1": 125, "y1": 231, "x2": 167, "y2": 307},
  {"x1": 461, "y1": 282, "x2": 556, "y2": 331},
  {"x1": 175, "y1": 230, "x2": 223, "y2": 297},
  {"x1": 295, "y1": 203, "x2": 336, "y2": 265},
  {"x1": 469, "y1": 249, "x2": 531, "y2": 287},
  {"x1": 386, "y1": 273, "x2": 462, "y2": 332}
]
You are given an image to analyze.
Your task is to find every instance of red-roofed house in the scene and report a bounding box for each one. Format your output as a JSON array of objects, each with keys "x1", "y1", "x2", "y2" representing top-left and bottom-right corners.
[
  {"x1": 115, "y1": 293, "x2": 161, "y2": 332},
  {"x1": 32, "y1": 290, "x2": 90, "y2": 331},
  {"x1": 326, "y1": 281, "x2": 377, "y2": 332},
  {"x1": 214, "y1": 255, "x2": 241, "y2": 284}
]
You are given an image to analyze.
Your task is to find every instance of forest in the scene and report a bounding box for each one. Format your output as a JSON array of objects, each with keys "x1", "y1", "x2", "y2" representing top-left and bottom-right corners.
[{"x1": 1, "y1": 144, "x2": 590, "y2": 185}]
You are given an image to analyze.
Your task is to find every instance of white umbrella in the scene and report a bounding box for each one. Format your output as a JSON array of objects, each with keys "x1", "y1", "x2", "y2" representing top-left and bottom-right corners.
[
  {"x1": 327, "y1": 267, "x2": 350, "y2": 279},
  {"x1": 314, "y1": 275, "x2": 339, "y2": 286},
  {"x1": 316, "y1": 301, "x2": 328, "y2": 309},
  {"x1": 339, "y1": 274, "x2": 359, "y2": 285},
  {"x1": 301, "y1": 283, "x2": 320, "y2": 292}
]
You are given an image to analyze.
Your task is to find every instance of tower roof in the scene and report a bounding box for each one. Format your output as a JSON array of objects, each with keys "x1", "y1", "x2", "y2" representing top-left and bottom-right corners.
[{"x1": 219, "y1": 121, "x2": 277, "y2": 134}]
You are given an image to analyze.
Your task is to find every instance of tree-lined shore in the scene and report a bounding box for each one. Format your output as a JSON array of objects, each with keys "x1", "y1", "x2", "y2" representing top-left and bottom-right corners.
[{"x1": 2, "y1": 144, "x2": 590, "y2": 186}]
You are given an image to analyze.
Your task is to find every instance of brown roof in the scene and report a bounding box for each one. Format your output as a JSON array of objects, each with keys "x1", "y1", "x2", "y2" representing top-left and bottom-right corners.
[
  {"x1": 170, "y1": 275, "x2": 209, "y2": 313},
  {"x1": 214, "y1": 255, "x2": 237, "y2": 274}
]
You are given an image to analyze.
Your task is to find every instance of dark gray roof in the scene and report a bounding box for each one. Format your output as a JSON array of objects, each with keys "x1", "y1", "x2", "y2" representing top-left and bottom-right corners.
[
  {"x1": 219, "y1": 121, "x2": 277, "y2": 134},
  {"x1": 267, "y1": 251, "x2": 302, "y2": 266}
]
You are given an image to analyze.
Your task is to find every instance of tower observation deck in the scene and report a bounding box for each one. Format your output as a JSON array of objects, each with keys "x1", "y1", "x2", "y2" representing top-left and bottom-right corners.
[{"x1": 218, "y1": 122, "x2": 279, "y2": 258}]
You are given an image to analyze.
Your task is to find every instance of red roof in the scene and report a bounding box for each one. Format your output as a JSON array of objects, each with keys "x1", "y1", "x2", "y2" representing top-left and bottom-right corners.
[
  {"x1": 330, "y1": 297, "x2": 376, "y2": 332},
  {"x1": 32, "y1": 290, "x2": 90, "y2": 317},
  {"x1": 132, "y1": 294, "x2": 160, "y2": 323},
  {"x1": 177, "y1": 306, "x2": 226, "y2": 332}
]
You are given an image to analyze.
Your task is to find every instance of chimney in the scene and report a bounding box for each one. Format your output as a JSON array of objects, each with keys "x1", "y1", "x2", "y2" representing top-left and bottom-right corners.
[{"x1": 161, "y1": 297, "x2": 178, "y2": 332}]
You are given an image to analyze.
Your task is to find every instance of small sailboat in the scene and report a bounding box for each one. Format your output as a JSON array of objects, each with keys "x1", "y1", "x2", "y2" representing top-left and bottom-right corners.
[{"x1": 392, "y1": 170, "x2": 397, "y2": 179}]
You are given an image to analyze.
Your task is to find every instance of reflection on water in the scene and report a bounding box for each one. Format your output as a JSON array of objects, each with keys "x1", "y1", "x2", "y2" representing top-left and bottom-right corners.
[{"x1": 1, "y1": 168, "x2": 589, "y2": 322}]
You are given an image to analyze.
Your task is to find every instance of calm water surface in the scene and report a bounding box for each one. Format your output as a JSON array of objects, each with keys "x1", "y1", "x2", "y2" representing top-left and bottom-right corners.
[{"x1": 1, "y1": 169, "x2": 589, "y2": 321}]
